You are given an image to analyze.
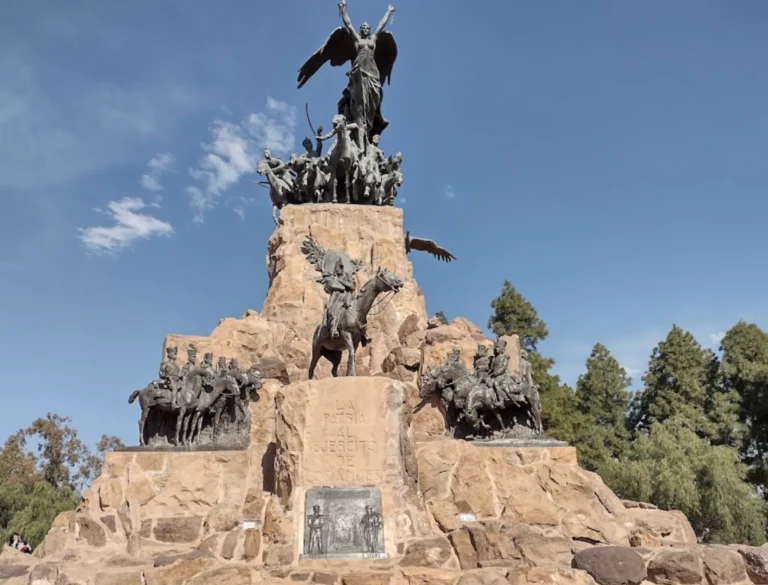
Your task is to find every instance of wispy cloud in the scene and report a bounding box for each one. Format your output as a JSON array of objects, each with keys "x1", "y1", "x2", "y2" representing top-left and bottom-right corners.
[
  {"x1": 141, "y1": 152, "x2": 175, "y2": 193},
  {"x1": 621, "y1": 364, "x2": 641, "y2": 378},
  {"x1": 78, "y1": 198, "x2": 173, "y2": 254},
  {"x1": 445, "y1": 184, "x2": 456, "y2": 199},
  {"x1": 187, "y1": 98, "x2": 296, "y2": 223},
  {"x1": 709, "y1": 331, "x2": 726, "y2": 346}
]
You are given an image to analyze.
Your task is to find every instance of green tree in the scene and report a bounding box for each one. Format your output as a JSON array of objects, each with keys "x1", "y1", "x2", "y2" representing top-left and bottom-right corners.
[
  {"x1": 488, "y1": 281, "x2": 549, "y2": 352},
  {"x1": 434, "y1": 311, "x2": 449, "y2": 325},
  {"x1": 573, "y1": 343, "x2": 631, "y2": 470},
  {"x1": 600, "y1": 417, "x2": 766, "y2": 545},
  {"x1": 487, "y1": 281, "x2": 580, "y2": 442},
  {"x1": 634, "y1": 326, "x2": 714, "y2": 437},
  {"x1": 720, "y1": 322, "x2": 768, "y2": 490},
  {"x1": 0, "y1": 414, "x2": 123, "y2": 548}
]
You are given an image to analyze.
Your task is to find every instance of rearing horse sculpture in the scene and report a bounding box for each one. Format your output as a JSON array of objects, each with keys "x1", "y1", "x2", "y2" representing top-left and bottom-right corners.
[
  {"x1": 309, "y1": 267, "x2": 403, "y2": 378},
  {"x1": 318, "y1": 114, "x2": 360, "y2": 204},
  {"x1": 256, "y1": 159, "x2": 293, "y2": 225}
]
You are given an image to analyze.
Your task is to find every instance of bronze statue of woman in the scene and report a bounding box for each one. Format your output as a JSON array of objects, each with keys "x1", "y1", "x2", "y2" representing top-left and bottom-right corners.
[{"x1": 297, "y1": 1, "x2": 398, "y2": 150}]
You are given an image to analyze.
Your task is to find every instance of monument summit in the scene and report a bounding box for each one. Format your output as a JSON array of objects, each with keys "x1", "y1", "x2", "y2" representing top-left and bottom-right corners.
[{"x1": 6, "y1": 5, "x2": 743, "y2": 585}]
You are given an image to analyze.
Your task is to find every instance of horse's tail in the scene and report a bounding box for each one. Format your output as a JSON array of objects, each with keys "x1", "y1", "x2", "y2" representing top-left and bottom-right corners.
[{"x1": 128, "y1": 389, "x2": 141, "y2": 404}]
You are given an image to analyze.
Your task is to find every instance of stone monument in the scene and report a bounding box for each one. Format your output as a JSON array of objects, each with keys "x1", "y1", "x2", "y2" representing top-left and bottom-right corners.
[{"x1": 11, "y1": 4, "x2": 728, "y2": 585}]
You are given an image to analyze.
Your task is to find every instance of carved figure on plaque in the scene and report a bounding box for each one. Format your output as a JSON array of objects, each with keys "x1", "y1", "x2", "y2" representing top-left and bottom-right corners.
[
  {"x1": 307, "y1": 505, "x2": 327, "y2": 555},
  {"x1": 419, "y1": 340, "x2": 546, "y2": 441},
  {"x1": 302, "y1": 237, "x2": 403, "y2": 378},
  {"x1": 360, "y1": 505, "x2": 383, "y2": 553}
]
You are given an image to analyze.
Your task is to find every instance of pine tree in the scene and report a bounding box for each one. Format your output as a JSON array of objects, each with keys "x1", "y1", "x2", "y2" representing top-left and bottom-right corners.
[
  {"x1": 634, "y1": 326, "x2": 713, "y2": 437},
  {"x1": 488, "y1": 281, "x2": 549, "y2": 352},
  {"x1": 434, "y1": 311, "x2": 449, "y2": 325},
  {"x1": 487, "y1": 281, "x2": 579, "y2": 442},
  {"x1": 574, "y1": 343, "x2": 631, "y2": 470},
  {"x1": 720, "y1": 322, "x2": 768, "y2": 490}
]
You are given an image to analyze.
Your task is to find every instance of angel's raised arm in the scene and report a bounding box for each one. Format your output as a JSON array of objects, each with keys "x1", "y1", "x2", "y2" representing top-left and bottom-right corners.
[
  {"x1": 374, "y1": 5, "x2": 395, "y2": 37},
  {"x1": 338, "y1": 1, "x2": 358, "y2": 38}
]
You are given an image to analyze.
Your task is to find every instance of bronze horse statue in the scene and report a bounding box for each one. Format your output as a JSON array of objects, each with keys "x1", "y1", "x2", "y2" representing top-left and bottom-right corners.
[{"x1": 309, "y1": 267, "x2": 403, "y2": 378}]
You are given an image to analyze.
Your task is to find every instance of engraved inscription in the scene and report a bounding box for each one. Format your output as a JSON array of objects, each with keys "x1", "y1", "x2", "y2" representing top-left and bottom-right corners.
[
  {"x1": 301, "y1": 487, "x2": 387, "y2": 559},
  {"x1": 303, "y1": 395, "x2": 386, "y2": 486}
]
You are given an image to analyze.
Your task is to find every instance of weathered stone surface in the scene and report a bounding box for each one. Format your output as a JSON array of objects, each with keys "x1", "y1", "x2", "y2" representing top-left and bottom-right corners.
[
  {"x1": 400, "y1": 568, "x2": 458, "y2": 585},
  {"x1": 0, "y1": 564, "x2": 29, "y2": 579},
  {"x1": 220, "y1": 530, "x2": 240, "y2": 560},
  {"x1": 400, "y1": 537, "x2": 453, "y2": 568},
  {"x1": 93, "y1": 571, "x2": 143, "y2": 585},
  {"x1": 152, "y1": 517, "x2": 202, "y2": 543},
  {"x1": 28, "y1": 562, "x2": 59, "y2": 584},
  {"x1": 101, "y1": 515, "x2": 117, "y2": 533},
  {"x1": 523, "y1": 567, "x2": 599, "y2": 585},
  {"x1": 698, "y1": 546, "x2": 747, "y2": 585},
  {"x1": 313, "y1": 573, "x2": 338, "y2": 584},
  {"x1": 571, "y1": 547, "x2": 646, "y2": 585},
  {"x1": 153, "y1": 550, "x2": 211, "y2": 568},
  {"x1": 145, "y1": 557, "x2": 215, "y2": 585},
  {"x1": 623, "y1": 508, "x2": 697, "y2": 547},
  {"x1": 429, "y1": 499, "x2": 461, "y2": 533},
  {"x1": 186, "y1": 566, "x2": 252, "y2": 585},
  {"x1": 450, "y1": 528, "x2": 478, "y2": 569},
  {"x1": 106, "y1": 554, "x2": 150, "y2": 568},
  {"x1": 736, "y1": 546, "x2": 768, "y2": 584},
  {"x1": 341, "y1": 573, "x2": 392, "y2": 585},
  {"x1": 242, "y1": 530, "x2": 260, "y2": 561},
  {"x1": 77, "y1": 516, "x2": 107, "y2": 547},
  {"x1": 647, "y1": 550, "x2": 705, "y2": 585},
  {"x1": 456, "y1": 569, "x2": 509, "y2": 585}
]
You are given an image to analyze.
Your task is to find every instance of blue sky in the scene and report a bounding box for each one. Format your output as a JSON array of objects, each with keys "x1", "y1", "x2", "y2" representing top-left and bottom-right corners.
[{"x1": 2, "y1": 1, "x2": 767, "y2": 448}]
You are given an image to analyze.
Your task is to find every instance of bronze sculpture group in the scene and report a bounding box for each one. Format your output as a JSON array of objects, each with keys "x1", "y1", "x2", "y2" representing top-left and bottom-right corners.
[
  {"x1": 128, "y1": 345, "x2": 263, "y2": 447},
  {"x1": 257, "y1": 1, "x2": 403, "y2": 222},
  {"x1": 420, "y1": 339, "x2": 544, "y2": 440},
  {"x1": 302, "y1": 237, "x2": 404, "y2": 378}
]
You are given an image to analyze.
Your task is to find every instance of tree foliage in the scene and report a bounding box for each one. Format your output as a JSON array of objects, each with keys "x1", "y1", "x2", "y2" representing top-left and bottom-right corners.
[
  {"x1": 0, "y1": 413, "x2": 123, "y2": 548},
  {"x1": 488, "y1": 281, "x2": 549, "y2": 352},
  {"x1": 434, "y1": 311, "x2": 449, "y2": 325},
  {"x1": 573, "y1": 343, "x2": 631, "y2": 470},
  {"x1": 601, "y1": 417, "x2": 766, "y2": 545}
]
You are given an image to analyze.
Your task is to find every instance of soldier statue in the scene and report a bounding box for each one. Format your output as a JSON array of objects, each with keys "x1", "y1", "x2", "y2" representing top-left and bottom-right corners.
[
  {"x1": 159, "y1": 345, "x2": 182, "y2": 408},
  {"x1": 360, "y1": 505, "x2": 382, "y2": 554}
]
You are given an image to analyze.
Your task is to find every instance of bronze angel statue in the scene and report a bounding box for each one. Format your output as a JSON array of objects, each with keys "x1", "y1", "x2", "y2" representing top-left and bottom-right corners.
[{"x1": 297, "y1": 1, "x2": 398, "y2": 150}]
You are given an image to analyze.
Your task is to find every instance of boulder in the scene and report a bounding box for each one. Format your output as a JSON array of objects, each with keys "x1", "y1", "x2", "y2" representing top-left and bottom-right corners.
[
  {"x1": 736, "y1": 546, "x2": 768, "y2": 584},
  {"x1": 647, "y1": 549, "x2": 705, "y2": 585},
  {"x1": 571, "y1": 547, "x2": 646, "y2": 585}
]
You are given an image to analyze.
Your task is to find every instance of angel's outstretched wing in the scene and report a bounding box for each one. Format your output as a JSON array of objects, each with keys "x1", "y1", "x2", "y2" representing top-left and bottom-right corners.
[
  {"x1": 374, "y1": 31, "x2": 398, "y2": 85},
  {"x1": 301, "y1": 237, "x2": 327, "y2": 271},
  {"x1": 298, "y1": 28, "x2": 357, "y2": 89},
  {"x1": 405, "y1": 232, "x2": 456, "y2": 263}
]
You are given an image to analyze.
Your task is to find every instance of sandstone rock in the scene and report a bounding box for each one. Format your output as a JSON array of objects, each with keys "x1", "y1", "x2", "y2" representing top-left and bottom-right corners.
[
  {"x1": 94, "y1": 571, "x2": 143, "y2": 585},
  {"x1": 341, "y1": 573, "x2": 392, "y2": 585},
  {"x1": 106, "y1": 554, "x2": 150, "y2": 568},
  {"x1": 449, "y1": 528, "x2": 478, "y2": 569},
  {"x1": 400, "y1": 568, "x2": 457, "y2": 585},
  {"x1": 514, "y1": 533, "x2": 572, "y2": 569},
  {"x1": 205, "y1": 504, "x2": 240, "y2": 533},
  {"x1": 77, "y1": 516, "x2": 107, "y2": 547},
  {"x1": 221, "y1": 530, "x2": 240, "y2": 560},
  {"x1": 698, "y1": 546, "x2": 747, "y2": 585},
  {"x1": 313, "y1": 573, "x2": 338, "y2": 584},
  {"x1": 455, "y1": 569, "x2": 509, "y2": 585},
  {"x1": 186, "y1": 566, "x2": 252, "y2": 585},
  {"x1": 99, "y1": 479, "x2": 124, "y2": 511},
  {"x1": 571, "y1": 547, "x2": 646, "y2": 585},
  {"x1": 0, "y1": 565, "x2": 29, "y2": 579},
  {"x1": 152, "y1": 517, "x2": 202, "y2": 543},
  {"x1": 628, "y1": 527, "x2": 660, "y2": 548},
  {"x1": 263, "y1": 544, "x2": 294, "y2": 567},
  {"x1": 242, "y1": 530, "x2": 260, "y2": 561},
  {"x1": 499, "y1": 335, "x2": 521, "y2": 378},
  {"x1": 522, "y1": 567, "x2": 598, "y2": 585},
  {"x1": 736, "y1": 546, "x2": 768, "y2": 584},
  {"x1": 400, "y1": 537, "x2": 453, "y2": 568},
  {"x1": 153, "y1": 550, "x2": 212, "y2": 568},
  {"x1": 624, "y1": 508, "x2": 696, "y2": 547},
  {"x1": 28, "y1": 562, "x2": 59, "y2": 584},
  {"x1": 243, "y1": 488, "x2": 266, "y2": 520},
  {"x1": 145, "y1": 557, "x2": 215, "y2": 585},
  {"x1": 101, "y1": 515, "x2": 117, "y2": 533},
  {"x1": 647, "y1": 549, "x2": 704, "y2": 585},
  {"x1": 428, "y1": 499, "x2": 461, "y2": 533},
  {"x1": 197, "y1": 534, "x2": 219, "y2": 556}
]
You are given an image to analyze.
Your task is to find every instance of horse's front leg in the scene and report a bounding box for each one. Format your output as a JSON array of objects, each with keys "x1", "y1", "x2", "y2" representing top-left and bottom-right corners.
[
  {"x1": 341, "y1": 330, "x2": 356, "y2": 376},
  {"x1": 330, "y1": 173, "x2": 338, "y2": 204},
  {"x1": 174, "y1": 408, "x2": 184, "y2": 445},
  {"x1": 138, "y1": 407, "x2": 148, "y2": 446}
]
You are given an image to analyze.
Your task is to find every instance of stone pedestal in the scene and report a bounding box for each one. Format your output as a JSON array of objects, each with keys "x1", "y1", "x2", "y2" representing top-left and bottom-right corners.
[{"x1": 273, "y1": 376, "x2": 431, "y2": 564}]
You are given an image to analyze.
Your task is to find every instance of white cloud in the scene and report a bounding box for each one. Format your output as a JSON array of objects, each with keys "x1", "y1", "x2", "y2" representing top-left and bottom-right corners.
[
  {"x1": 78, "y1": 197, "x2": 173, "y2": 254},
  {"x1": 445, "y1": 184, "x2": 456, "y2": 199},
  {"x1": 709, "y1": 331, "x2": 726, "y2": 346},
  {"x1": 621, "y1": 364, "x2": 641, "y2": 377},
  {"x1": 187, "y1": 98, "x2": 296, "y2": 223},
  {"x1": 140, "y1": 152, "x2": 175, "y2": 193},
  {"x1": 399, "y1": 197, "x2": 408, "y2": 205}
]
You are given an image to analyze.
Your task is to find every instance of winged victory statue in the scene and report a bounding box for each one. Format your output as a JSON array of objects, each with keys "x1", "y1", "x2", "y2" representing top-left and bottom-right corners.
[{"x1": 297, "y1": 1, "x2": 398, "y2": 151}]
